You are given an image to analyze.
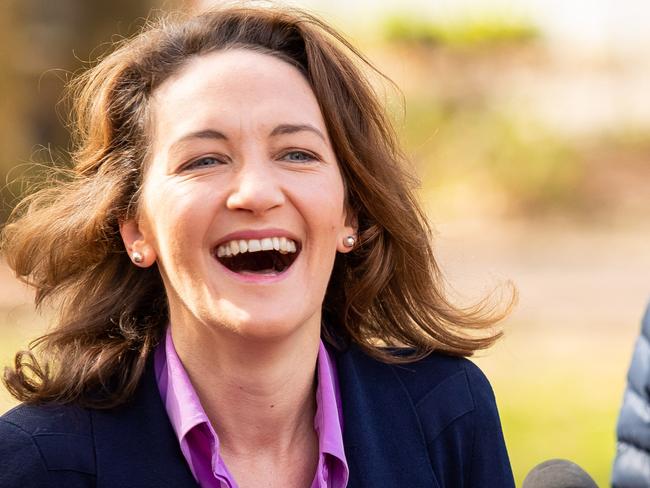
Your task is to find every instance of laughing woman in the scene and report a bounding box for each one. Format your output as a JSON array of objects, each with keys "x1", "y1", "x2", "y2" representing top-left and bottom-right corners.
[{"x1": 0, "y1": 5, "x2": 515, "y2": 488}]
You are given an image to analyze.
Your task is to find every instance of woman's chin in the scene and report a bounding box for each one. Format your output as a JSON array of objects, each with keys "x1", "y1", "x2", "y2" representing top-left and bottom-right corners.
[{"x1": 203, "y1": 309, "x2": 319, "y2": 344}]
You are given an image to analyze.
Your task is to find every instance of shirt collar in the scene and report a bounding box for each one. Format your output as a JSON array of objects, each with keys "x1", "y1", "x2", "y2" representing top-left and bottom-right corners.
[{"x1": 154, "y1": 327, "x2": 211, "y2": 441}]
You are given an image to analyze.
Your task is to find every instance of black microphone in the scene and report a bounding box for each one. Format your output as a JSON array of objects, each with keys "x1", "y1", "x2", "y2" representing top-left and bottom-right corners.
[{"x1": 522, "y1": 459, "x2": 598, "y2": 488}]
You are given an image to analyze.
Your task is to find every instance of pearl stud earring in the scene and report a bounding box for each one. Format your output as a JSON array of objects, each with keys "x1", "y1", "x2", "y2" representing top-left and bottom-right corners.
[
  {"x1": 344, "y1": 235, "x2": 356, "y2": 248},
  {"x1": 132, "y1": 251, "x2": 144, "y2": 264}
]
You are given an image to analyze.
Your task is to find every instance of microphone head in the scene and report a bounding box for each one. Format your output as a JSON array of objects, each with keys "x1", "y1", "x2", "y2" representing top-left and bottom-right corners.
[{"x1": 522, "y1": 459, "x2": 598, "y2": 488}]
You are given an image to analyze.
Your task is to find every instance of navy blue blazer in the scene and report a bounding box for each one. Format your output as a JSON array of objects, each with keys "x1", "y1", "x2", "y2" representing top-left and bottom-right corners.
[{"x1": 0, "y1": 345, "x2": 514, "y2": 487}]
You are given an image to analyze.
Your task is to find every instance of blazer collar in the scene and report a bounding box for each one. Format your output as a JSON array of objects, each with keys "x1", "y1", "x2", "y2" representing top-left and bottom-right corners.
[{"x1": 334, "y1": 345, "x2": 440, "y2": 488}]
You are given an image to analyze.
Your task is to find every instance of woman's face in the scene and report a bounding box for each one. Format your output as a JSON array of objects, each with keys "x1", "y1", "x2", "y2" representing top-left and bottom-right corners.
[{"x1": 121, "y1": 49, "x2": 355, "y2": 342}]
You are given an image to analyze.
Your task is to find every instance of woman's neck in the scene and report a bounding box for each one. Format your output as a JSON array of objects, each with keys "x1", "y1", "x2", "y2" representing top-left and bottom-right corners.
[{"x1": 169, "y1": 319, "x2": 321, "y2": 459}]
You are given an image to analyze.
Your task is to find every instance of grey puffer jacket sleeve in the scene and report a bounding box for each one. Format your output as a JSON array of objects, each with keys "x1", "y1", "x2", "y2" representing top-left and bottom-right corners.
[{"x1": 612, "y1": 303, "x2": 650, "y2": 488}]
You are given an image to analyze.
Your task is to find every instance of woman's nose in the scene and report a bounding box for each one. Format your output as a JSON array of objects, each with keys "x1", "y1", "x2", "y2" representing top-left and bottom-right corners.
[{"x1": 225, "y1": 159, "x2": 285, "y2": 214}]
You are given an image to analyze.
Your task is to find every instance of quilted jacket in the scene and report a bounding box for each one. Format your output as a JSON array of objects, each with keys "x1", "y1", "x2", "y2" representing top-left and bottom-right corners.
[{"x1": 612, "y1": 303, "x2": 650, "y2": 487}]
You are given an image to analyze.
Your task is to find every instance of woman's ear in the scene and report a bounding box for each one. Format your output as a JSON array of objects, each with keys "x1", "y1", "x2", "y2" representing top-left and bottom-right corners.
[
  {"x1": 337, "y1": 210, "x2": 359, "y2": 254},
  {"x1": 119, "y1": 219, "x2": 157, "y2": 267}
]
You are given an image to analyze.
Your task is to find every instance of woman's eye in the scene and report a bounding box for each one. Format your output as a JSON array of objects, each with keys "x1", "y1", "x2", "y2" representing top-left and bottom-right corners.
[
  {"x1": 283, "y1": 151, "x2": 315, "y2": 163},
  {"x1": 186, "y1": 156, "x2": 224, "y2": 169}
]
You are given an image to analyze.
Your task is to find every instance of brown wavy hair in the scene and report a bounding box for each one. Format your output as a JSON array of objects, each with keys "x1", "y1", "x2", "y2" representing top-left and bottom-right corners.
[{"x1": 2, "y1": 4, "x2": 515, "y2": 408}]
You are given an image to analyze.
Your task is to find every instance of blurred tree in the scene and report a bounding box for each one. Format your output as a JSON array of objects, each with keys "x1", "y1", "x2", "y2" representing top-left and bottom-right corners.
[
  {"x1": 0, "y1": 0, "x2": 29, "y2": 222},
  {"x1": 1, "y1": 0, "x2": 179, "y2": 223},
  {"x1": 383, "y1": 13, "x2": 539, "y2": 49}
]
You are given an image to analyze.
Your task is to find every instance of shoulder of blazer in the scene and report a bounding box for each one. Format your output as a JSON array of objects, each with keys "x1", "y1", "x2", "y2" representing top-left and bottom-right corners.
[
  {"x1": 334, "y1": 344, "x2": 514, "y2": 488},
  {"x1": 0, "y1": 401, "x2": 95, "y2": 487},
  {"x1": 0, "y1": 360, "x2": 196, "y2": 488},
  {"x1": 336, "y1": 344, "x2": 497, "y2": 440}
]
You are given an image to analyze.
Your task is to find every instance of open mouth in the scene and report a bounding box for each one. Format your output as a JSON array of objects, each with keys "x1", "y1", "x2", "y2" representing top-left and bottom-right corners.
[{"x1": 213, "y1": 237, "x2": 300, "y2": 275}]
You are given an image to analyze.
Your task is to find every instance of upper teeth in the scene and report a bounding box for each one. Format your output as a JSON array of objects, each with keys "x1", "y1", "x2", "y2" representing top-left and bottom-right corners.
[{"x1": 216, "y1": 237, "x2": 298, "y2": 258}]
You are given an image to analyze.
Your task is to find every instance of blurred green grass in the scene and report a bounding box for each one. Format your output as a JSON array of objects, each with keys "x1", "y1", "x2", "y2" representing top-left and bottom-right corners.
[
  {"x1": 474, "y1": 316, "x2": 634, "y2": 487},
  {"x1": 491, "y1": 364, "x2": 620, "y2": 485}
]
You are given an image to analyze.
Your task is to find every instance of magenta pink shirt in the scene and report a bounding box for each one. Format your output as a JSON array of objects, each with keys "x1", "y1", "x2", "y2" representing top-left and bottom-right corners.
[{"x1": 154, "y1": 328, "x2": 349, "y2": 488}]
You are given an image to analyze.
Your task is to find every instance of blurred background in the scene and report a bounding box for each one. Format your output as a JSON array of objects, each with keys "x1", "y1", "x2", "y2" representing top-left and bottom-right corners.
[{"x1": 1, "y1": 0, "x2": 649, "y2": 485}]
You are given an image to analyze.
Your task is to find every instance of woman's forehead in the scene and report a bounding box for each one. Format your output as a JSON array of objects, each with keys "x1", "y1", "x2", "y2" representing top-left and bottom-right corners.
[{"x1": 149, "y1": 49, "x2": 327, "y2": 137}]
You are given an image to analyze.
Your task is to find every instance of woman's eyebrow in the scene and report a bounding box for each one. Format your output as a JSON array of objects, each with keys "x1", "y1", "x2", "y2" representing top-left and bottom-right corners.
[
  {"x1": 169, "y1": 129, "x2": 228, "y2": 153},
  {"x1": 269, "y1": 123, "x2": 325, "y2": 141},
  {"x1": 169, "y1": 124, "x2": 325, "y2": 154}
]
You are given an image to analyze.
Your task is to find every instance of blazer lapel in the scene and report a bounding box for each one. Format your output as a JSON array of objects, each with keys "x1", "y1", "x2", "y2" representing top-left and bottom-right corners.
[
  {"x1": 91, "y1": 362, "x2": 197, "y2": 488},
  {"x1": 335, "y1": 346, "x2": 440, "y2": 488}
]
